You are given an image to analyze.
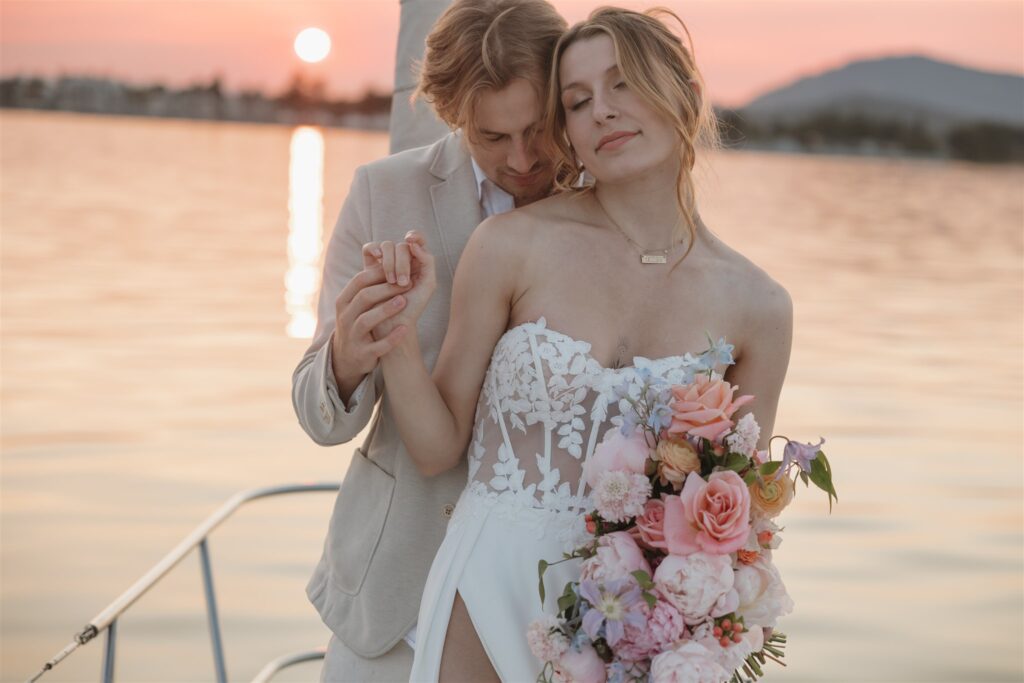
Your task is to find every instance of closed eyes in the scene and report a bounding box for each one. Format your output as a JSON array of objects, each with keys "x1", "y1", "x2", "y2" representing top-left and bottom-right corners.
[{"x1": 566, "y1": 82, "x2": 626, "y2": 112}]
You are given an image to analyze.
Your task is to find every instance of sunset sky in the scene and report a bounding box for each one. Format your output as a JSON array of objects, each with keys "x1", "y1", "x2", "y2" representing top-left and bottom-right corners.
[{"x1": 1, "y1": 0, "x2": 1021, "y2": 108}]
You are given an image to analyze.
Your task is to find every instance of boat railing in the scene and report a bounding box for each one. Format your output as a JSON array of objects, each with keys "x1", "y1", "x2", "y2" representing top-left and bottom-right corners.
[{"x1": 24, "y1": 482, "x2": 341, "y2": 683}]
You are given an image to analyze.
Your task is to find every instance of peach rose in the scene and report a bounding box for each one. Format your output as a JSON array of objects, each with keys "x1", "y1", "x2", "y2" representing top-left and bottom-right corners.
[
  {"x1": 749, "y1": 474, "x2": 795, "y2": 519},
  {"x1": 656, "y1": 438, "x2": 701, "y2": 488},
  {"x1": 584, "y1": 427, "x2": 652, "y2": 490},
  {"x1": 667, "y1": 375, "x2": 753, "y2": 442},
  {"x1": 663, "y1": 471, "x2": 751, "y2": 555}
]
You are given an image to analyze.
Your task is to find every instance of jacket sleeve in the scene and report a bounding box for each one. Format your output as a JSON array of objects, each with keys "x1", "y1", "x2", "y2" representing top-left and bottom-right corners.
[{"x1": 291, "y1": 166, "x2": 384, "y2": 446}]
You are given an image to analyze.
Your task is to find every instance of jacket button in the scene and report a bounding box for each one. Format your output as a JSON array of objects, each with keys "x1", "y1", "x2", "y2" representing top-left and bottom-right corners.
[{"x1": 441, "y1": 503, "x2": 455, "y2": 519}]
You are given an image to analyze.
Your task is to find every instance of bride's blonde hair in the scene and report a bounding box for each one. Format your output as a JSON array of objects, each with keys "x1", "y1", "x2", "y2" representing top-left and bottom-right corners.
[{"x1": 544, "y1": 6, "x2": 721, "y2": 264}]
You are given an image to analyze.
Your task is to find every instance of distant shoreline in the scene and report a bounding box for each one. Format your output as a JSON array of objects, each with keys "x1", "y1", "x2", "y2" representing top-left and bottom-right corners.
[{"x1": 4, "y1": 72, "x2": 1022, "y2": 164}]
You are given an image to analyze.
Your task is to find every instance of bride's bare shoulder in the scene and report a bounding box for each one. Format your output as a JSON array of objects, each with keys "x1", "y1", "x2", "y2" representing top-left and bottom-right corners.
[
  {"x1": 706, "y1": 234, "x2": 793, "y2": 327},
  {"x1": 471, "y1": 191, "x2": 590, "y2": 254}
]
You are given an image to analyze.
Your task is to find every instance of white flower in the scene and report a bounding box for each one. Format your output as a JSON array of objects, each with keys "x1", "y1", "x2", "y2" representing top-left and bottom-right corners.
[
  {"x1": 725, "y1": 413, "x2": 760, "y2": 456},
  {"x1": 741, "y1": 517, "x2": 783, "y2": 557},
  {"x1": 733, "y1": 556, "x2": 794, "y2": 628},
  {"x1": 650, "y1": 641, "x2": 730, "y2": 683},
  {"x1": 693, "y1": 624, "x2": 760, "y2": 675},
  {"x1": 527, "y1": 615, "x2": 570, "y2": 662},
  {"x1": 593, "y1": 470, "x2": 651, "y2": 523}
]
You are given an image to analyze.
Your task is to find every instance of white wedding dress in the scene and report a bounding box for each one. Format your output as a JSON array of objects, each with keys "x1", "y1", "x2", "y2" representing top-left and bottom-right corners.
[{"x1": 409, "y1": 317, "x2": 721, "y2": 683}]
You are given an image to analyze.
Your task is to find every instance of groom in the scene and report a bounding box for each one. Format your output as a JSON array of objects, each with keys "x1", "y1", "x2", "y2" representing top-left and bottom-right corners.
[{"x1": 291, "y1": 0, "x2": 567, "y2": 679}]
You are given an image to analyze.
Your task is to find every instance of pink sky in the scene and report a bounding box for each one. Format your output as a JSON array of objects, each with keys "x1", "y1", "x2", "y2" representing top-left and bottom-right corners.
[{"x1": 1, "y1": 0, "x2": 1021, "y2": 108}]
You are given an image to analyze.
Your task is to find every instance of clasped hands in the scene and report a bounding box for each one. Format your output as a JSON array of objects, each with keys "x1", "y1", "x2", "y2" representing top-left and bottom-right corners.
[{"x1": 330, "y1": 230, "x2": 436, "y2": 387}]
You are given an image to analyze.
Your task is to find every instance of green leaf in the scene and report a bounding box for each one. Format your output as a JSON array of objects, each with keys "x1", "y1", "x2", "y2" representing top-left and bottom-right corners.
[
  {"x1": 799, "y1": 470, "x2": 809, "y2": 486},
  {"x1": 759, "y1": 461, "x2": 783, "y2": 477},
  {"x1": 642, "y1": 590, "x2": 657, "y2": 609},
  {"x1": 808, "y1": 454, "x2": 838, "y2": 512},
  {"x1": 723, "y1": 452, "x2": 748, "y2": 471},
  {"x1": 537, "y1": 560, "x2": 548, "y2": 605},
  {"x1": 631, "y1": 570, "x2": 654, "y2": 590},
  {"x1": 557, "y1": 591, "x2": 576, "y2": 613},
  {"x1": 742, "y1": 469, "x2": 758, "y2": 485}
]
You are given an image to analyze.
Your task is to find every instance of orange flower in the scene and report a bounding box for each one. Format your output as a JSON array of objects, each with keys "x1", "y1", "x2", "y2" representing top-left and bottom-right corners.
[
  {"x1": 656, "y1": 438, "x2": 701, "y2": 488},
  {"x1": 737, "y1": 549, "x2": 760, "y2": 565},
  {"x1": 749, "y1": 474, "x2": 795, "y2": 519}
]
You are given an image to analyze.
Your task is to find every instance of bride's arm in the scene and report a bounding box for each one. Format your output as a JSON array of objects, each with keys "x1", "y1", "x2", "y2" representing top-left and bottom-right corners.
[
  {"x1": 724, "y1": 279, "x2": 794, "y2": 451},
  {"x1": 379, "y1": 214, "x2": 526, "y2": 477}
]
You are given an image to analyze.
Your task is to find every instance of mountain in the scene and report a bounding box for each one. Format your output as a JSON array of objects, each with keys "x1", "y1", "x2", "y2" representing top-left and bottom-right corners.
[{"x1": 740, "y1": 55, "x2": 1024, "y2": 131}]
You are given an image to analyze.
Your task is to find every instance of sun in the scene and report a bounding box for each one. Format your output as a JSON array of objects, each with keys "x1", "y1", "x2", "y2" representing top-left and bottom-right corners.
[{"x1": 294, "y1": 27, "x2": 331, "y2": 63}]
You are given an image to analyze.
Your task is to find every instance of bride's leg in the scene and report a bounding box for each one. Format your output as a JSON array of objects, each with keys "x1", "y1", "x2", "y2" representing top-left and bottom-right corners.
[{"x1": 438, "y1": 590, "x2": 500, "y2": 683}]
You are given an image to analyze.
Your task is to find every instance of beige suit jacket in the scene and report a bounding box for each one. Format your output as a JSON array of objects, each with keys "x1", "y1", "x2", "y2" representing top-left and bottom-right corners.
[{"x1": 292, "y1": 131, "x2": 482, "y2": 658}]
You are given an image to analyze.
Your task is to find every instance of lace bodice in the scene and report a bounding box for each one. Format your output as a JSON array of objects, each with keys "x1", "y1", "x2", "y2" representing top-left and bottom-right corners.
[{"x1": 465, "y1": 317, "x2": 727, "y2": 521}]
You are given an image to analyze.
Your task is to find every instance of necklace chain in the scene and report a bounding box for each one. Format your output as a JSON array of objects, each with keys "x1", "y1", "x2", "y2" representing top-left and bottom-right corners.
[{"x1": 593, "y1": 192, "x2": 686, "y2": 265}]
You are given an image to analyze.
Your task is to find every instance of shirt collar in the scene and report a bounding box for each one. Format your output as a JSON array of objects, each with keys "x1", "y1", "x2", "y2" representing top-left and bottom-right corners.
[{"x1": 470, "y1": 157, "x2": 489, "y2": 202}]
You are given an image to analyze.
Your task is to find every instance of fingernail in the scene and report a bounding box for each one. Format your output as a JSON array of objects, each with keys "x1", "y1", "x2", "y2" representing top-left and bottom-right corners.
[
  {"x1": 372, "y1": 247, "x2": 382, "y2": 257},
  {"x1": 398, "y1": 275, "x2": 409, "y2": 286},
  {"x1": 387, "y1": 274, "x2": 395, "y2": 283},
  {"x1": 392, "y1": 295, "x2": 404, "y2": 307}
]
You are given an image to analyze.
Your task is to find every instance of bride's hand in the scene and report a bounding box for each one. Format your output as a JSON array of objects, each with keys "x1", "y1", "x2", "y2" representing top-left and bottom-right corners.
[{"x1": 364, "y1": 231, "x2": 436, "y2": 339}]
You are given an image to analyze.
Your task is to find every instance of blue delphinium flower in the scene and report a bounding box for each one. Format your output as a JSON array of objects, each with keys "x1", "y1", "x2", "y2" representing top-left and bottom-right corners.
[
  {"x1": 695, "y1": 334, "x2": 735, "y2": 372},
  {"x1": 579, "y1": 577, "x2": 647, "y2": 646}
]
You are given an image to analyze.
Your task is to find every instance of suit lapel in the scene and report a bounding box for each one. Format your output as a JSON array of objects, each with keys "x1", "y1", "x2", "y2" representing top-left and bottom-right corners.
[{"x1": 428, "y1": 133, "x2": 483, "y2": 282}]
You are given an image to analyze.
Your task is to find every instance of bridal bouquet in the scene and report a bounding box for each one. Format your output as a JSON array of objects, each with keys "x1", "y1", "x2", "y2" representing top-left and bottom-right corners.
[{"x1": 531, "y1": 338, "x2": 837, "y2": 683}]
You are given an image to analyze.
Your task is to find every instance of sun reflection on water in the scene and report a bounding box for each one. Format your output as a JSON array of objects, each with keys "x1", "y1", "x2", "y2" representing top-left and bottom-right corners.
[{"x1": 285, "y1": 126, "x2": 325, "y2": 338}]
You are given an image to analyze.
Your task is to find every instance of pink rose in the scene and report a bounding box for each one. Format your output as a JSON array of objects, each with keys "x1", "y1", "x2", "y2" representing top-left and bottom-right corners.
[
  {"x1": 632, "y1": 498, "x2": 668, "y2": 550},
  {"x1": 555, "y1": 642, "x2": 607, "y2": 683},
  {"x1": 664, "y1": 471, "x2": 751, "y2": 555},
  {"x1": 650, "y1": 641, "x2": 730, "y2": 683},
  {"x1": 584, "y1": 427, "x2": 652, "y2": 489},
  {"x1": 581, "y1": 531, "x2": 651, "y2": 582},
  {"x1": 667, "y1": 375, "x2": 753, "y2": 442},
  {"x1": 653, "y1": 552, "x2": 735, "y2": 624}
]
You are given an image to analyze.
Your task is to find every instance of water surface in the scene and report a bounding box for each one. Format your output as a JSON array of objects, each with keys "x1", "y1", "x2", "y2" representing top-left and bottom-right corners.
[{"x1": 2, "y1": 110, "x2": 1021, "y2": 682}]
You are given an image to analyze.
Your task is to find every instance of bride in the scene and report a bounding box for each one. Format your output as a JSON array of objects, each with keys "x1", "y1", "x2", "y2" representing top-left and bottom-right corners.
[{"x1": 366, "y1": 7, "x2": 792, "y2": 681}]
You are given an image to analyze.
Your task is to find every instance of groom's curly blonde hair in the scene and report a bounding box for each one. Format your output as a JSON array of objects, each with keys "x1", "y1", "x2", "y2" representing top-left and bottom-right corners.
[
  {"x1": 544, "y1": 7, "x2": 722, "y2": 265},
  {"x1": 415, "y1": 0, "x2": 566, "y2": 142}
]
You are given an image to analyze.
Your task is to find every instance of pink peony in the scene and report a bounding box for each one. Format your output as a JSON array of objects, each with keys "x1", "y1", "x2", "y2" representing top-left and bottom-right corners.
[
  {"x1": 584, "y1": 427, "x2": 652, "y2": 489},
  {"x1": 555, "y1": 641, "x2": 607, "y2": 683},
  {"x1": 632, "y1": 498, "x2": 668, "y2": 550},
  {"x1": 649, "y1": 641, "x2": 730, "y2": 683},
  {"x1": 664, "y1": 471, "x2": 751, "y2": 555},
  {"x1": 653, "y1": 552, "x2": 735, "y2": 625},
  {"x1": 667, "y1": 375, "x2": 753, "y2": 442},
  {"x1": 647, "y1": 599, "x2": 687, "y2": 651},
  {"x1": 616, "y1": 619, "x2": 658, "y2": 663},
  {"x1": 581, "y1": 531, "x2": 651, "y2": 583},
  {"x1": 733, "y1": 556, "x2": 794, "y2": 628}
]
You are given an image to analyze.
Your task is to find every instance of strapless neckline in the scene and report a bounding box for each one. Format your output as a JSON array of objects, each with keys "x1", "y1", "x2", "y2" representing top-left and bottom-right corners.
[{"x1": 499, "y1": 316, "x2": 708, "y2": 373}]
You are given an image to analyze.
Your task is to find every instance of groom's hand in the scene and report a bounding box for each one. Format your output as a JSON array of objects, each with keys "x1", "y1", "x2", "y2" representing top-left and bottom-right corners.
[
  {"x1": 330, "y1": 245, "x2": 413, "y2": 401},
  {"x1": 366, "y1": 231, "x2": 437, "y2": 342}
]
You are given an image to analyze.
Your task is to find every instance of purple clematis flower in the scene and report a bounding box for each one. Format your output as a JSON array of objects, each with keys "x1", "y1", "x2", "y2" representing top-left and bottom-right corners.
[
  {"x1": 579, "y1": 577, "x2": 647, "y2": 646},
  {"x1": 778, "y1": 437, "x2": 826, "y2": 477}
]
